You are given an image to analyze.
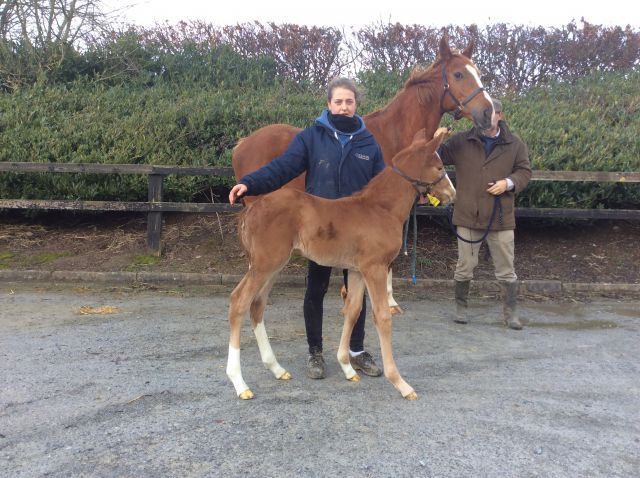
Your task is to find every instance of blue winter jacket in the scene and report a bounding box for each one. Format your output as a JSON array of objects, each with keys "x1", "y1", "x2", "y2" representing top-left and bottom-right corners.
[{"x1": 239, "y1": 110, "x2": 385, "y2": 200}]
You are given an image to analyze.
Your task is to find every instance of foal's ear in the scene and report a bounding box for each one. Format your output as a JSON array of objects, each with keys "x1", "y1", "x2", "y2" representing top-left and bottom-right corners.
[
  {"x1": 412, "y1": 129, "x2": 428, "y2": 143},
  {"x1": 425, "y1": 127, "x2": 449, "y2": 152}
]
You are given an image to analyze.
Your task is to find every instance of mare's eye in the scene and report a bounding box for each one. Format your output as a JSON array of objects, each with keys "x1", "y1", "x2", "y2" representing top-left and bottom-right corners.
[{"x1": 454, "y1": 72, "x2": 463, "y2": 80}]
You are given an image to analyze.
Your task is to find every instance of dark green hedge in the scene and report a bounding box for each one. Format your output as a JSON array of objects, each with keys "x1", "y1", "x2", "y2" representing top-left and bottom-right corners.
[
  {"x1": 1, "y1": 69, "x2": 638, "y2": 208},
  {"x1": 509, "y1": 71, "x2": 640, "y2": 209},
  {"x1": 0, "y1": 79, "x2": 321, "y2": 201}
]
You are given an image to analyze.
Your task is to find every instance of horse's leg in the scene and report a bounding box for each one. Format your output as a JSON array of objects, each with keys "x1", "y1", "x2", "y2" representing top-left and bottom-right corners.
[
  {"x1": 226, "y1": 269, "x2": 270, "y2": 400},
  {"x1": 336, "y1": 270, "x2": 366, "y2": 381},
  {"x1": 250, "y1": 274, "x2": 291, "y2": 381},
  {"x1": 341, "y1": 267, "x2": 402, "y2": 316},
  {"x1": 387, "y1": 267, "x2": 403, "y2": 315},
  {"x1": 362, "y1": 264, "x2": 417, "y2": 400}
]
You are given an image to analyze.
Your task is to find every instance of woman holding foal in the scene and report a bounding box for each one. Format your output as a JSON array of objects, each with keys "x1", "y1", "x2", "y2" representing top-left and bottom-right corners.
[{"x1": 229, "y1": 78, "x2": 385, "y2": 380}]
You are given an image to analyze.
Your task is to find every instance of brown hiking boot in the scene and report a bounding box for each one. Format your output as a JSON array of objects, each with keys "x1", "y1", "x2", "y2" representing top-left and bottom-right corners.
[
  {"x1": 306, "y1": 349, "x2": 326, "y2": 379},
  {"x1": 350, "y1": 351, "x2": 383, "y2": 377}
]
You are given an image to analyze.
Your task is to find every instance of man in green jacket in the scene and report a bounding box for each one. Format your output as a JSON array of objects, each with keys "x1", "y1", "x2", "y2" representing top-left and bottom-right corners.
[{"x1": 439, "y1": 99, "x2": 532, "y2": 329}]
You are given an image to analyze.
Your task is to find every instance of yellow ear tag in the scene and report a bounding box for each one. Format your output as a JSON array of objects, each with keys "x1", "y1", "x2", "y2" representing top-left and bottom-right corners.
[{"x1": 426, "y1": 194, "x2": 440, "y2": 207}]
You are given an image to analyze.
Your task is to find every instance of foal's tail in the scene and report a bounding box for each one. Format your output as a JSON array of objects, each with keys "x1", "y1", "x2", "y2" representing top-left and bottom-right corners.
[
  {"x1": 232, "y1": 136, "x2": 246, "y2": 152},
  {"x1": 236, "y1": 200, "x2": 271, "y2": 259},
  {"x1": 235, "y1": 190, "x2": 302, "y2": 275},
  {"x1": 236, "y1": 206, "x2": 252, "y2": 255}
]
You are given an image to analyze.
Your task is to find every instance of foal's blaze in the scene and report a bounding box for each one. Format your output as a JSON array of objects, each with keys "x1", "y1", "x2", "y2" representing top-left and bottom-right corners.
[
  {"x1": 226, "y1": 127, "x2": 454, "y2": 400},
  {"x1": 231, "y1": 34, "x2": 491, "y2": 316}
]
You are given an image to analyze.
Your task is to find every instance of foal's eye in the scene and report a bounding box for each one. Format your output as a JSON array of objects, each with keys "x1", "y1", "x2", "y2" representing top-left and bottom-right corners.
[{"x1": 454, "y1": 72, "x2": 463, "y2": 80}]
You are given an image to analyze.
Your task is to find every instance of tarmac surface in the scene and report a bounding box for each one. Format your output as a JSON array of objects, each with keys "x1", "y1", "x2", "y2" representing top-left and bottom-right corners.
[{"x1": 1, "y1": 280, "x2": 639, "y2": 477}]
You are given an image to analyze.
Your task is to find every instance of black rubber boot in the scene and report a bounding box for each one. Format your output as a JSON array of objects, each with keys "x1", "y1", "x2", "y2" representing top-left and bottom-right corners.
[
  {"x1": 454, "y1": 280, "x2": 471, "y2": 324},
  {"x1": 501, "y1": 281, "x2": 523, "y2": 330}
]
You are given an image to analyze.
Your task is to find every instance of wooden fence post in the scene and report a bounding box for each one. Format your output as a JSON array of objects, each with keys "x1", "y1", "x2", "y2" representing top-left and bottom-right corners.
[{"x1": 147, "y1": 174, "x2": 164, "y2": 254}]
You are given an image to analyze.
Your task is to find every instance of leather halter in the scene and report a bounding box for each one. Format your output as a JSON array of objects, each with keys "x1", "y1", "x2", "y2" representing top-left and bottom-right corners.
[
  {"x1": 439, "y1": 62, "x2": 485, "y2": 119},
  {"x1": 391, "y1": 158, "x2": 449, "y2": 196}
]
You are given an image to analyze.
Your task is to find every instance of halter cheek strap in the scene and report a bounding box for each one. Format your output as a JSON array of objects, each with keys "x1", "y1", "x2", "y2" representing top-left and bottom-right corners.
[
  {"x1": 391, "y1": 164, "x2": 448, "y2": 196},
  {"x1": 440, "y1": 63, "x2": 485, "y2": 119}
]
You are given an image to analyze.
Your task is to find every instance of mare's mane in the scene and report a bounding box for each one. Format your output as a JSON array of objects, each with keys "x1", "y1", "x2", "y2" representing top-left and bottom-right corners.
[{"x1": 365, "y1": 50, "x2": 473, "y2": 120}]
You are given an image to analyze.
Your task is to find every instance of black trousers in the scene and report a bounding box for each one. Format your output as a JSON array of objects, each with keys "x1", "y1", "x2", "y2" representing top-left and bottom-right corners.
[{"x1": 303, "y1": 260, "x2": 366, "y2": 353}]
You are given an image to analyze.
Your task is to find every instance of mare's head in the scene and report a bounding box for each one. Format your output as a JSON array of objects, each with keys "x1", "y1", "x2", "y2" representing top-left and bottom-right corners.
[
  {"x1": 406, "y1": 35, "x2": 493, "y2": 130},
  {"x1": 392, "y1": 128, "x2": 456, "y2": 205},
  {"x1": 437, "y1": 35, "x2": 493, "y2": 129}
]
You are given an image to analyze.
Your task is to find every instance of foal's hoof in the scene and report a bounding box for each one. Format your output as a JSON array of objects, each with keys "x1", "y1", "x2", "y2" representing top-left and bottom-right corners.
[
  {"x1": 403, "y1": 391, "x2": 418, "y2": 401},
  {"x1": 390, "y1": 305, "x2": 404, "y2": 315},
  {"x1": 238, "y1": 389, "x2": 254, "y2": 400},
  {"x1": 348, "y1": 374, "x2": 361, "y2": 382},
  {"x1": 278, "y1": 371, "x2": 292, "y2": 380}
]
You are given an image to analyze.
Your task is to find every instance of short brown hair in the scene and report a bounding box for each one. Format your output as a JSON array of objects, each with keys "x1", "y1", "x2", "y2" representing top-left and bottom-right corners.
[{"x1": 327, "y1": 77, "x2": 361, "y2": 103}]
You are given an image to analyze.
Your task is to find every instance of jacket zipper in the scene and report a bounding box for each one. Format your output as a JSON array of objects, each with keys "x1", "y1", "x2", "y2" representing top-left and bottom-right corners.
[{"x1": 335, "y1": 131, "x2": 353, "y2": 195}]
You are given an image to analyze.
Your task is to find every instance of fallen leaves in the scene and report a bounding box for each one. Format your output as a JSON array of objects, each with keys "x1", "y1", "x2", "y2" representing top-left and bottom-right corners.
[{"x1": 78, "y1": 305, "x2": 120, "y2": 315}]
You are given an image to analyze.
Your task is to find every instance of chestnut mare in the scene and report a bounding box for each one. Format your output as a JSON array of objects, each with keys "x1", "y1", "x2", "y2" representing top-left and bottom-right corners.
[
  {"x1": 227, "y1": 127, "x2": 454, "y2": 400},
  {"x1": 231, "y1": 35, "x2": 493, "y2": 314}
]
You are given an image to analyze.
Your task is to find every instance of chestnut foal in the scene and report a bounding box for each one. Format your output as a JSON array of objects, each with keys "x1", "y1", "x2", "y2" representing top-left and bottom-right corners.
[{"x1": 226, "y1": 127, "x2": 454, "y2": 400}]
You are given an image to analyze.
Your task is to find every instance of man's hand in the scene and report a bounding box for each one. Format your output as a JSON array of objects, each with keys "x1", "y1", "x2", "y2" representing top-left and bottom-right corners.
[
  {"x1": 487, "y1": 179, "x2": 508, "y2": 195},
  {"x1": 434, "y1": 126, "x2": 450, "y2": 138},
  {"x1": 229, "y1": 184, "x2": 248, "y2": 205}
]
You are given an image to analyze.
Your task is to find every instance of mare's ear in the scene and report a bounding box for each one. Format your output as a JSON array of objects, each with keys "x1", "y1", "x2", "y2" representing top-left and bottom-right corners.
[
  {"x1": 462, "y1": 39, "x2": 475, "y2": 59},
  {"x1": 439, "y1": 34, "x2": 452, "y2": 60}
]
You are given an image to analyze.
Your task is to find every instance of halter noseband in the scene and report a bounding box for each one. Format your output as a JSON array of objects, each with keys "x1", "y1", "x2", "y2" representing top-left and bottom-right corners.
[{"x1": 440, "y1": 62, "x2": 485, "y2": 119}]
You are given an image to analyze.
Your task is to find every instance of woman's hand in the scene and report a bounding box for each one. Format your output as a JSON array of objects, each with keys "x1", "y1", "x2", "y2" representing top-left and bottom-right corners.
[{"x1": 229, "y1": 184, "x2": 248, "y2": 204}]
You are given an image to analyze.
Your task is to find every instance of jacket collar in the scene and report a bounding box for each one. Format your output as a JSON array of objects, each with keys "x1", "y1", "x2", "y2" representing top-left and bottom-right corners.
[{"x1": 466, "y1": 120, "x2": 515, "y2": 145}]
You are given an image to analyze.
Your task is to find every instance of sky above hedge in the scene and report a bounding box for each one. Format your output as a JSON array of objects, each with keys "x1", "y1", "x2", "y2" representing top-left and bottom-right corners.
[{"x1": 103, "y1": 0, "x2": 634, "y2": 29}]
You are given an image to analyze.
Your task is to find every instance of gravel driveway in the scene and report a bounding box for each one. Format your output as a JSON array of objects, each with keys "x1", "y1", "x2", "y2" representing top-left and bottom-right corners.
[{"x1": 1, "y1": 282, "x2": 639, "y2": 477}]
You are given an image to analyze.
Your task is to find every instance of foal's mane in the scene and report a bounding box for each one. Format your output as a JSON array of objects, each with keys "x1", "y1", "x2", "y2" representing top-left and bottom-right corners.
[
  {"x1": 349, "y1": 139, "x2": 431, "y2": 202},
  {"x1": 348, "y1": 164, "x2": 394, "y2": 200}
]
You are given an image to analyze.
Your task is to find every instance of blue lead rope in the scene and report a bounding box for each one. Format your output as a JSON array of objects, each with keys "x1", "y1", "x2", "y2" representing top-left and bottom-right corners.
[
  {"x1": 446, "y1": 195, "x2": 503, "y2": 244},
  {"x1": 403, "y1": 196, "x2": 503, "y2": 284},
  {"x1": 402, "y1": 209, "x2": 410, "y2": 255},
  {"x1": 412, "y1": 201, "x2": 417, "y2": 284},
  {"x1": 402, "y1": 197, "x2": 419, "y2": 285}
]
